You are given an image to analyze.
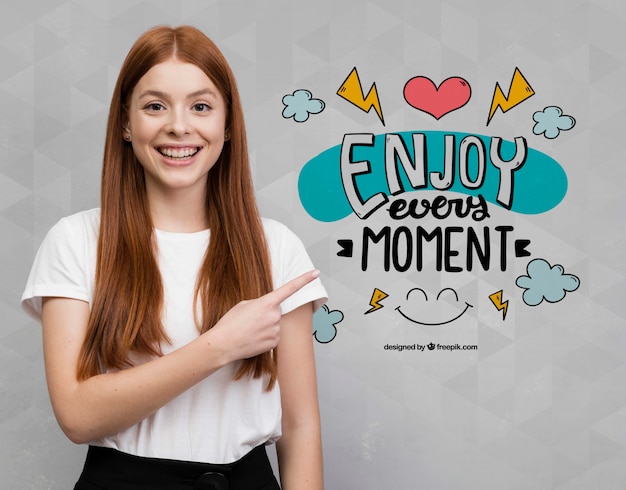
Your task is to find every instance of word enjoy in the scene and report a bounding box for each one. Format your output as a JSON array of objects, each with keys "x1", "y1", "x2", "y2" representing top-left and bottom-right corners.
[{"x1": 341, "y1": 132, "x2": 527, "y2": 219}]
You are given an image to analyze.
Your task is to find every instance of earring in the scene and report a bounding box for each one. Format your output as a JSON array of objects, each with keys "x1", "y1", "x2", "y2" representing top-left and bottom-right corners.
[
  {"x1": 224, "y1": 132, "x2": 230, "y2": 141},
  {"x1": 125, "y1": 134, "x2": 131, "y2": 141}
]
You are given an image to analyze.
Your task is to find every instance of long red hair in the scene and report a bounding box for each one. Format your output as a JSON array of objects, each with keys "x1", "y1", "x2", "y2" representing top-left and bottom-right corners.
[{"x1": 78, "y1": 26, "x2": 276, "y2": 388}]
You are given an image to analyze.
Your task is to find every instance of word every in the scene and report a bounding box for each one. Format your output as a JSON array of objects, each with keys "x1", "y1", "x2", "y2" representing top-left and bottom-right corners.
[{"x1": 388, "y1": 194, "x2": 489, "y2": 221}]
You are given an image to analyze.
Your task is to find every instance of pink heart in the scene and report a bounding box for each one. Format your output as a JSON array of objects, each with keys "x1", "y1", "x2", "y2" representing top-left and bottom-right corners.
[{"x1": 403, "y1": 76, "x2": 471, "y2": 119}]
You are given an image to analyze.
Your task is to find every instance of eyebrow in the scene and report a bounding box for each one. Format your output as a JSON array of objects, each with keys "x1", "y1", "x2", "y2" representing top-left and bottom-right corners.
[{"x1": 137, "y1": 88, "x2": 218, "y2": 100}]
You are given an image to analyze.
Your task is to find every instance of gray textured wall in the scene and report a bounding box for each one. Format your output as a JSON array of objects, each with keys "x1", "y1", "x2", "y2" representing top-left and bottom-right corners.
[{"x1": 2, "y1": 0, "x2": 625, "y2": 488}]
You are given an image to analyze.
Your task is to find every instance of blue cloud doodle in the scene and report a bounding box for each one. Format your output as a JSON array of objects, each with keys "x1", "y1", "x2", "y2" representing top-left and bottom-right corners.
[
  {"x1": 312, "y1": 305, "x2": 343, "y2": 343},
  {"x1": 516, "y1": 258, "x2": 580, "y2": 306},
  {"x1": 532, "y1": 106, "x2": 576, "y2": 139},
  {"x1": 282, "y1": 89, "x2": 325, "y2": 122}
]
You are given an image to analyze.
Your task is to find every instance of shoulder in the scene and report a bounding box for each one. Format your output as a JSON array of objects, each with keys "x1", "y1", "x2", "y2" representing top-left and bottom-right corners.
[
  {"x1": 260, "y1": 218, "x2": 311, "y2": 263},
  {"x1": 53, "y1": 208, "x2": 100, "y2": 235},
  {"x1": 260, "y1": 217, "x2": 303, "y2": 249},
  {"x1": 40, "y1": 208, "x2": 100, "y2": 252},
  {"x1": 41, "y1": 208, "x2": 99, "y2": 244},
  {"x1": 260, "y1": 217, "x2": 289, "y2": 237}
]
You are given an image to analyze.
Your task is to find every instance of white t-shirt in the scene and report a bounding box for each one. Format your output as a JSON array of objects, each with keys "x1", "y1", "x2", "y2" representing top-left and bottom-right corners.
[{"x1": 21, "y1": 208, "x2": 327, "y2": 464}]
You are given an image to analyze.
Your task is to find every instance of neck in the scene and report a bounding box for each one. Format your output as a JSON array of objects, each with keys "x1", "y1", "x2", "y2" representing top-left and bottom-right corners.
[{"x1": 146, "y1": 185, "x2": 209, "y2": 233}]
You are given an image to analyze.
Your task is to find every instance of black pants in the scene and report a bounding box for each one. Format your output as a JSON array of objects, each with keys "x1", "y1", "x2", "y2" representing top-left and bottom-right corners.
[{"x1": 74, "y1": 445, "x2": 281, "y2": 490}]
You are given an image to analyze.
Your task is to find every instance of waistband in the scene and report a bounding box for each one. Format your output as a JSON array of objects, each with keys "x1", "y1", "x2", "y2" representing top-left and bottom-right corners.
[{"x1": 77, "y1": 444, "x2": 278, "y2": 490}]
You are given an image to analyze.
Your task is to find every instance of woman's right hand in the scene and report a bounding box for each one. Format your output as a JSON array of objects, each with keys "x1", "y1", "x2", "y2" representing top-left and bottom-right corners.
[{"x1": 205, "y1": 270, "x2": 320, "y2": 362}]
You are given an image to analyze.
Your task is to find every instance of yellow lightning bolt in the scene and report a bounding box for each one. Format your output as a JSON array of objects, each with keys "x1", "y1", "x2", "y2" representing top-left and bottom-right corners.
[
  {"x1": 489, "y1": 290, "x2": 509, "y2": 321},
  {"x1": 337, "y1": 67, "x2": 385, "y2": 125},
  {"x1": 365, "y1": 288, "x2": 389, "y2": 314},
  {"x1": 487, "y1": 67, "x2": 535, "y2": 125}
]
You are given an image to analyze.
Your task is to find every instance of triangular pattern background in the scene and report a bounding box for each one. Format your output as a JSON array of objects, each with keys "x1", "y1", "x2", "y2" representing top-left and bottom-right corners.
[{"x1": 1, "y1": 0, "x2": 624, "y2": 488}]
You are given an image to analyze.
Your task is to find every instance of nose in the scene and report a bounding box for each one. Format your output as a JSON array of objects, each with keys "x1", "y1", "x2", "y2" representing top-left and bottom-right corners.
[{"x1": 165, "y1": 107, "x2": 191, "y2": 136}]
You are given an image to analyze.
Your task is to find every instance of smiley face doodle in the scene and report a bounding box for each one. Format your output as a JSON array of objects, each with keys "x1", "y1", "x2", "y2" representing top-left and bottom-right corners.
[{"x1": 395, "y1": 287, "x2": 473, "y2": 326}]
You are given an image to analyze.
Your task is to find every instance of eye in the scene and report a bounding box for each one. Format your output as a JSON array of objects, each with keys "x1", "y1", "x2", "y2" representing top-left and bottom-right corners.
[
  {"x1": 192, "y1": 103, "x2": 211, "y2": 112},
  {"x1": 436, "y1": 288, "x2": 460, "y2": 302},
  {"x1": 144, "y1": 102, "x2": 165, "y2": 111},
  {"x1": 406, "y1": 288, "x2": 428, "y2": 301}
]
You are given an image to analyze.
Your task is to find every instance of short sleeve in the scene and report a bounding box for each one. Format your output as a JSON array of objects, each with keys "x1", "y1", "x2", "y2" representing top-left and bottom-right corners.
[
  {"x1": 263, "y1": 218, "x2": 328, "y2": 315},
  {"x1": 21, "y1": 210, "x2": 98, "y2": 322}
]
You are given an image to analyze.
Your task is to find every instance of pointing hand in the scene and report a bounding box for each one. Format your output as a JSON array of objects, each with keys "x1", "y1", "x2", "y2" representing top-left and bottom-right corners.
[{"x1": 206, "y1": 270, "x2": 320, "y2": 361}]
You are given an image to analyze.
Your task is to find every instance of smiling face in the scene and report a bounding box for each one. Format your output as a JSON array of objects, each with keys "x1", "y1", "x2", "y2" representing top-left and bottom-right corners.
[
  {"x1": 395, "y1": 287, "x2": 473, "y2": 326},
  {"x1": 125, "y1": 58, "x2": 227, "y2": 200}
]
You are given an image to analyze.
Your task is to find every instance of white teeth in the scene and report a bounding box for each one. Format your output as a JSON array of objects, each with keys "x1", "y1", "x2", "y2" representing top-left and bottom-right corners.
[{"x1": 159, "y1": 147, "x2": 198, "y2": 159}]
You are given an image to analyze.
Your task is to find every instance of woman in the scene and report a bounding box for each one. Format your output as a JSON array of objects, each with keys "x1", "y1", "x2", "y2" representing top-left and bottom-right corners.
[{"x1": 22, "y1": 25, "x2": 326, "y2": 490}]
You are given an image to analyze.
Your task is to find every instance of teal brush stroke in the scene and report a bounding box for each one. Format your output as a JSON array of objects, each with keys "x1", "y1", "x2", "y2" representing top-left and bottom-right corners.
[{"x1": 298, "y1": 131, "x2": 568, "y2": 222}]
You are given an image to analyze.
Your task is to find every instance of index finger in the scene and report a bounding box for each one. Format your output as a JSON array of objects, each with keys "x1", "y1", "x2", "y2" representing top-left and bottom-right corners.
[{"x1": 267, "y1": 270, "x2": 320, "y2": 305}]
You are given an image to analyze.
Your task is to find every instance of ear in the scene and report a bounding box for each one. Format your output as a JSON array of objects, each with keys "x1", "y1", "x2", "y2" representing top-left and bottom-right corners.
[{"x1": 123, "y1": 123, "x2": 131, "y2": 142}]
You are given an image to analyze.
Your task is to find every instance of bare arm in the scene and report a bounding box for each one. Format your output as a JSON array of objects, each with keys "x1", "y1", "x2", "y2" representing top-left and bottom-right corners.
[
  {"x1": 41, "y1": 270, "x2": 320, "y2": 444},
  {"x1": 276, "y1": 302, "x2": 324, "y2": 490}
]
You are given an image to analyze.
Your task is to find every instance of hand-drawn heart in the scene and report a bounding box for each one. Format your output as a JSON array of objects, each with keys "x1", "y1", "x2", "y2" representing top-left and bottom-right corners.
[{"x1": 403, "y1": 76, "x2": 471, "y2": 119}]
